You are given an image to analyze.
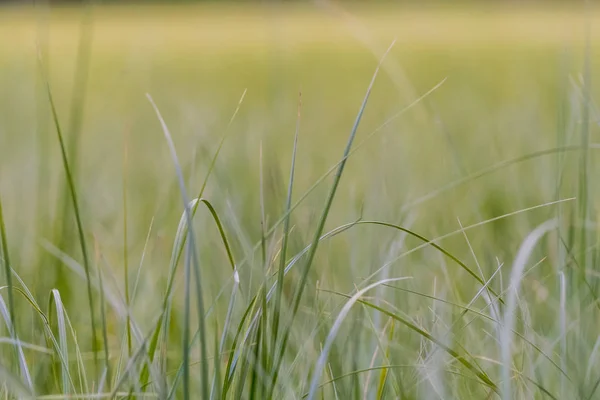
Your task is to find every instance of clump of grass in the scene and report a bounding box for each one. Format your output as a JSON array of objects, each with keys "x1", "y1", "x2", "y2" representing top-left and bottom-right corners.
[{"x1": 3, "y1": 6, "x2": 600, "y2": 400}]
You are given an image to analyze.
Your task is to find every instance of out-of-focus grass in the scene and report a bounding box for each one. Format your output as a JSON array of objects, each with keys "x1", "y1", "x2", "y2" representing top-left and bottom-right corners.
[{"x1": 1, "y1": 2, "x2": 600, "y2": 399}]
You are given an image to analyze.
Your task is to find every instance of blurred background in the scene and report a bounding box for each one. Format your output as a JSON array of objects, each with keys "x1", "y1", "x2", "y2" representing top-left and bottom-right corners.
[{"x1": 0, "y1": 0, "x2": 599, "y2": 398}]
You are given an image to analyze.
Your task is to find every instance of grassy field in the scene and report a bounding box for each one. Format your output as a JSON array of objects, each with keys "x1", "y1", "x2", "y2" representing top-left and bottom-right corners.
[{"x1": 1, "y1": 2, "x2": 600, "y2": 399}]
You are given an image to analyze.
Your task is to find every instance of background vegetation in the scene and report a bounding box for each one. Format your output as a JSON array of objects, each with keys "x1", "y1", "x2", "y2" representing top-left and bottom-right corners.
[{"x1": 0, "y1": 2, "x2": 599, "y2": 399}]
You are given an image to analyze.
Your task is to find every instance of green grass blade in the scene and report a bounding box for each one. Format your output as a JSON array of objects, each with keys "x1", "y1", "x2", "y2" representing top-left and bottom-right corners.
[
  {"x1": 272, "y1": 91, "x2": 302, "y2": 357},
  {"x1": 146, "y1": 94, "x2": 209, "y2": 400},
  {"x1": 232, "y1": 77, "x2": 446, "y2": 276},
  {"x1": 123, "y1": 133, "x2": 132, "y2": 360},
  {"x1": 578, "y1": 6, "x2": 592, "y2": 283},
  {"x1": 49, "y1": 290, "x2": 71, "y2": 396},
  {"x1": 307, "y1": 277, "x2": 410, "y2": 399},
  {"x1": 355, "y1": 221, "x2": 504, "y2": 303},
  {"x1": 376, "y1": 320, "x2": 394, "y2": 400},
  {"x1": 0, "y1": 196, "x2": 15, "y2": 343},
  {"x1": 139, "y1": 197, "x2": 237, "y2": 388},
  {"x1": 269, "y1": 42, "x2": 395, "y2": 398},
  {"x1": 212, "y1": 318, "x2": 223, "y2": 400},
  {"x1": 96, "y1": 262, "x2": 111, "y2": 389},
  {"x1": 402, "y1": 145, "x2": 598, "y2": 212},
  {"x1": 500, "y1": 219, "x2": 558, "y2": 400},
  {"x1": 41, "y1": 57, "x2": 99, "y2": 374},
  {"x1": 0, "y1": 197, "x2": 32, "y2": 391},
  {"x1": 327, "y1": 290, "x2": 498, "y2": 393},
  {"x1": 152, "y1": 92, "x2": 247, "y2": 374},
  {"x1": 223, "y1": 296, "x2": 258, "y2": 397},
  {"x1": 0, "y1": 294, "x2": 33, "y2": 393}
]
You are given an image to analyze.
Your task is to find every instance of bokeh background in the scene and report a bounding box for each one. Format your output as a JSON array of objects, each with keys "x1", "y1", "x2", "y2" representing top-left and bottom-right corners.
[{"x1": 1, "y1": 1, "x2": 599, "y2": 399}]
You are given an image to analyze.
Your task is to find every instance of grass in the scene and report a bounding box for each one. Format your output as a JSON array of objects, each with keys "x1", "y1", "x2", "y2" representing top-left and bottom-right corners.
[{"x1": 1, "y1": 2, "x2": 600, "y2": 399}]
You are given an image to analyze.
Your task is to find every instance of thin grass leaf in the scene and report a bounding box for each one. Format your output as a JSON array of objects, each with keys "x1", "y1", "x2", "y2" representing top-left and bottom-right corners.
[
  {"x1": 52, "y1": 3, "x2": 94, "y2": 291},
  {"x1": 131, "y1": 217, "x2": 155, "y2": 303},
  {"x1": 327, "y1": 289, "x2": 498, "y2": 392},
  {"x1": 222, "y1": 297, "x2": 257, "y2": 397},
  {"x1": 123, "y1": 130, "x2": 132, "y2": 360},
  {"x1": 40, "y1": 55, "x2": 99, "y2": 373},
  {"x1": 0, "y1": 294, "x2": 33, "y2": 393},
  {"x1": 578, "y1": 7, "x2": 592, "y2": 283},
  {"x1": 146, "y1": 94, "x2": 209, "y2": 400},
  {"x1": 501, "y1": 219, "x2": 558, "y2": 400},
  {"x1": 212, "y1": 319, "x2": 223, "y2": 400},
  {"x1": 366, "y1": 198, "x2": 575, "y2": 286},
  {"x1": 269, "y1": 42, "x2": 395, "y2": 398},
  {"x1": 49, "y1": 290, "x2": 72, "y2": 396},
  {"x1": 96, "y1": 262, "x2": 111, "y2": 389},
  {"x1": 0, "y1": 198, "x2": 33, "y2": 392},
  {"x1": 272, "y1": 91, "x2": 302, "y2": 356},
  {"x1": 355, "y1": 220, "x2": 504, "y2": 303},
  {"x1": 231, "y1": 77, "x2": 447, "y2": 278},
  {"x1": 307, "y1": 277, "x2": 410, "y2": 399},
  {"x1": 401, "y1": 145, "x2": 600, "y2": 213},
  {"x1": 0, "y1": 196, "x2": 15, "y2": 341},
  {"x1": 109, "y1": 332, "x2": 152, "y2": 399},
  {"x1": 140, "y1": 197, "x2": 237, "y2": 389},
  {"x1": 376, "y1": 320, "x2": 394, "y2": 400},
  {"x1": 303, "y1": 364, "x2": 418, "y2": 397}
]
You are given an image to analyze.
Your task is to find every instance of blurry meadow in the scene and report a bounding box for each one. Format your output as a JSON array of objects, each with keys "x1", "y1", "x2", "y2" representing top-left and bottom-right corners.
[{"x1": 1, "y1": 2, "x2": 600, "y2": 399}]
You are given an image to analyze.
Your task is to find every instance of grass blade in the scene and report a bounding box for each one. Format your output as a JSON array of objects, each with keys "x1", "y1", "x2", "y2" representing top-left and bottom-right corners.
[
  {"x1": 272, "y1": 91, "x2": 302, "y2": 357},
  {"x1": 123, "y1": 130, "x2": 132, "y2": 360},
  {"x1": 138, "y1": 90, "x2": 246, "y2": 388},
  {"x1": 307, "y1": 277, "x2": 410, "y2": 399},
  {"x1": 0, "y1": 196, "x2": 15, "y2": 343},
  {"x1": 146, "y1": 94, "x2": 209, "y2": 400},
  {"x1": 0, "y1": 197, "x2": 31, "y2": 392},
  {"x1": 269, "y1": 41, "x2": 395, "y2": 398},
  {"x1": 326, "y1": 290, "x2": 498, "y2": 393},
  {"x1": 41, "y1": 56, "x2": 100, "y2": 375},
  {"x1": 500, "y1": 219, "x2": 558, "y2": 400}
]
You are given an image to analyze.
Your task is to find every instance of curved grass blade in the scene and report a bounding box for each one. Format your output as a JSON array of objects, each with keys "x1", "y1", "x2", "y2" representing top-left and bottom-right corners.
[
  {"x1": 302, "y1": 365, "x2": 419, "y2": 397},
  {"x1": 354, "y1": 221, "x2": 504, "y2": 303},
  {"x1": 501, "y1": 219, "x2": 558, "y2": 400},
  {"x1": 146, "y1": 94, "x2": 209, "y2": 400},
  {"x1": 138, "y1": 88, "x2": 246, "y2": 388},
  {"x1": 139, "y1": 197, "x2": 237, "y2": 388},
  {"x1": 2, "y1": 279, "x2": 77, "y2": 394},
  {"x1": 365, "y1": 198, "x2": 575, "y2": 288},
  {"x1": 307, "y1": 277, "x2": 410, "y2": 400},
  {"x1": 327, "y1": 290, "x2": 498, "y2": 393}
]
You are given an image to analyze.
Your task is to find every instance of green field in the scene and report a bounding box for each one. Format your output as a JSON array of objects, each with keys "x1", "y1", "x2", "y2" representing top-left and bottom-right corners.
[{"x1": 1, "y1": 3, "x2": 600, "y2": 399}]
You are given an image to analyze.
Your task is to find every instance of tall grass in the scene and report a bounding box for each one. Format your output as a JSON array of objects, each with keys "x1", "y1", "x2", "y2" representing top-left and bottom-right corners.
[{"x1": 2, "y1": 3, "x2": 600, "y2": 399}]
